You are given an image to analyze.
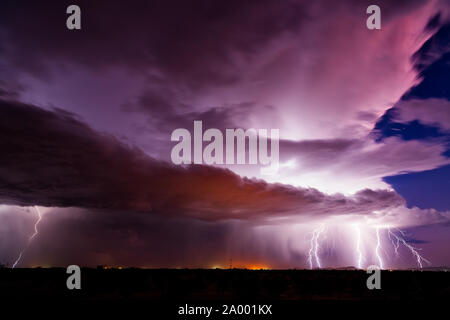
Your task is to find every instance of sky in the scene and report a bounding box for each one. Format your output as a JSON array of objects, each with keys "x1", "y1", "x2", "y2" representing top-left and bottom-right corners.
[{"x1": 0, "y1": 0, "x2": 449, "y2": 269}]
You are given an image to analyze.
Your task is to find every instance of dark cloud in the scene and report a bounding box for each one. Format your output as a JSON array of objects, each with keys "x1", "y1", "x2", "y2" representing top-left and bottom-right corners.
[
  {"x1": 0, "y1": 0, "x2": 432, "y2": 87},
  {"x1": 122, "y1": 89, "x2": 263, "y2": 134},
  {"x1": 0, "y1": 81, "x2": 21, "y2": 100},
  {"x1": 0, "y1": 99, "x2": 403, "y2": 221},
  {"x1": 0, "y1": 0, "x2": 307, "y2": 88}
]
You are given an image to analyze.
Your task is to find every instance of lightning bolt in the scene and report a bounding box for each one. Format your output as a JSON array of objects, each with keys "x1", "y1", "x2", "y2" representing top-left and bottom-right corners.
[
  {"x1": 12, "y1": 206, "x2": 43, "y2": 268},
  {"x1": 354, "y1": 224, "x2": 363, "y2": 269},
  {"x1": 302, "y1": 223, "x2": 430, "y2": 269},
  {"x1": 375, "y1": 227, "x2": 384, "y2": 269},
  {"x1": 308, "y1": 225, "x2": 325, "y2": 269},
  {"x1": 388, "y1": 228, "x2": 430, "y2": 269},
  {"x1": 388, "y1": 228, "x2": 400, "y2": 256}
]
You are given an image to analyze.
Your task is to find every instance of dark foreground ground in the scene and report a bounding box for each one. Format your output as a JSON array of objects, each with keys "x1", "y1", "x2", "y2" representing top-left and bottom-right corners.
[{"x1": 0, "y1": 268, "x2": 448, "y2": 317}]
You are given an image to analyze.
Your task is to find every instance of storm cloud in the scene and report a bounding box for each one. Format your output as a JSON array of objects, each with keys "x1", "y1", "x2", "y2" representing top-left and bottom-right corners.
[
  {"x1": 0, "y1": 99, "x2": 404, "y2": 221},
  {"x1": 1, "y1": 0, "x2": 449, "y2": 269}
]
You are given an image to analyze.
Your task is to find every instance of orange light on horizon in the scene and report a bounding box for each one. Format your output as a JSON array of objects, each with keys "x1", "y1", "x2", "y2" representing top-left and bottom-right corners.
[
  {"x1": 209, "y1": 262, "x2": 270, "y2": 270},
  {"x1": 247, "y1": 265, "x2": 270, "y2": 270}
]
